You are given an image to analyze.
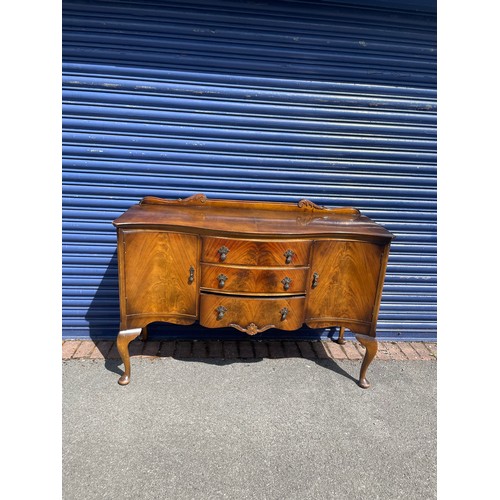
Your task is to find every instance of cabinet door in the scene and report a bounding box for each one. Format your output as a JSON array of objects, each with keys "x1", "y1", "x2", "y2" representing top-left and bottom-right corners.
[
  {"x1": 122, "y1": 231, "x2": 198, "y2": 323},
  {"x1": 306, "y1": 240, "x2": 384, "y2": 331}
]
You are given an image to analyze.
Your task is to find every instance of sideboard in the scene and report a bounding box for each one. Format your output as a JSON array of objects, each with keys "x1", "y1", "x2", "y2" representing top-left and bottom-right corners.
[{"x1": 112, "y1": 194, "x2": 394, "y2": 388}]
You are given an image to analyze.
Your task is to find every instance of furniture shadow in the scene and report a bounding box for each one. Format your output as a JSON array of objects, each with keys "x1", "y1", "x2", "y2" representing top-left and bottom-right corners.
[
  {"x1": 85, "y1": 249, "x2": 123, "y2": 376},
  {"x1": 114, "y1": 338, "x2": 359, "y2": 386},
  {"x1": 177, "y1": 357, "x2": 358, "y2": 385}
]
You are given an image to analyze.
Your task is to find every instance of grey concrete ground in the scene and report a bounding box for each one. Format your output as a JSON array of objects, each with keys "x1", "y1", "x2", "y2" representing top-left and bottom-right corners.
[{"x1": 63, "y1": 357, "x2": 436, "y2": 500}]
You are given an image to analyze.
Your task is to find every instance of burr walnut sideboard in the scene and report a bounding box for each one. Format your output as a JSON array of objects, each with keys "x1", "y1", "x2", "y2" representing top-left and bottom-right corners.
[{"x1": 112, "y1": 194, "x2": 394, "y2": 388}]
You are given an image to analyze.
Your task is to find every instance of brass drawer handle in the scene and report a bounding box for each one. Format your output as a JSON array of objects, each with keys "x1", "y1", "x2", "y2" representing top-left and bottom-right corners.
[
  {"x1": 229, "y1": 323, "x2": 275, "y2": 336},
  {"x1": 218, "y1": 246, "x2": 229, "y2": 261},
  {"x1": 216, "y1": 306, "x2": 227, "y2": 320},
  {"x1": 312, "y1": 272, "x2": 319, "y2": 288},
  {"x1": 188, "y1": 266, "x2": 195, "y2": 284},
  {"x1": 217, "y1": 273, "x2": 228, "y2": 288},
  {"x1": 280, "y1": 307, "x2": 288, "y2": 321},
  {"x1": 284, "y1": 249, "x2": 295, "y2": 264},
  {"x1": 281, "y1": 276, "x2": 292, "y2": 291}
]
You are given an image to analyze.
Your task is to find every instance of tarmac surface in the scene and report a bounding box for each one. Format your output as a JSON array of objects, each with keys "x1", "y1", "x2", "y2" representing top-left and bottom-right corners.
[{"x1": 63, "y1": 356, "x2": 436, "y2": 500}]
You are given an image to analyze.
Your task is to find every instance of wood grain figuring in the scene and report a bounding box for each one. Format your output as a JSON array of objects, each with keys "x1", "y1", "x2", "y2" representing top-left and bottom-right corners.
[
  {"x1": 201, "y1": 264, "x2": 308, "y2": 294},
  {"x1": 200, "y1": 294, "x2": 305, "y2": 331},
  {"x1": 305, "y1": 240, "x2": 384, "y2": 330},
  {"x1": 202, "y1": 237, "x2": 311, "y2": 266},
  {"x1": 122, "y1": 231, "x2": 198, "y2": 323}
]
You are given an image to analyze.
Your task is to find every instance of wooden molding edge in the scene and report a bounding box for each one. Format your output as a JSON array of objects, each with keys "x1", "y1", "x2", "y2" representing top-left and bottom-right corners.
[{"x1": 140, "y1": 194, "x2": 361, "y2": 214}]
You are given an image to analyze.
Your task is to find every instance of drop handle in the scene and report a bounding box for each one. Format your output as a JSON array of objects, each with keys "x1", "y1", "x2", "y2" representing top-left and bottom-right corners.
[
  {"x1": 218, "y1": 246, "x2": 229, "y2": 262},
  {"x1": 217, "y1": 273, "x2": 228, "y2": 288},
  {"x1": 281, "y1": 277, "x2": 292, "y2": 291},
  {"x1": 188, "y1": 266, "x2": 195, "y2": 284},
  {"x1": 312, "y1": 272, "x2": 319, "y2": 288},
  {"x1": 216, "y1": 306, "x2": 227, "y2": 320},
  {"x1": 280, "y1": 307, "x2": 289, "y2": 321},
  {"x1": 284, "y1": 249, "x2": 295, "y2": 264}
]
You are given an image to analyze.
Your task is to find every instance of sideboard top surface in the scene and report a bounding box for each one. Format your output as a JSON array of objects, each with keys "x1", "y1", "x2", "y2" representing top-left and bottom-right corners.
[{"x1": 113, "y1": 195, "x2": 394, "y2": 240}]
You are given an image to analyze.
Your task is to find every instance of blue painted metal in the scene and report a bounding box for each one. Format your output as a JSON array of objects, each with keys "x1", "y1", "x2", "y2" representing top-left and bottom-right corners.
[{"x1": 62, "y1": 0, "x2": 436, "y2": 341}]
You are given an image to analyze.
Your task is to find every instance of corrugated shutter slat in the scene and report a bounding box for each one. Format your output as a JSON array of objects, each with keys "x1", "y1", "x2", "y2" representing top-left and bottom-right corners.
[{"x1": 62, "y1": 0, "x2": 436, "y2": 341}]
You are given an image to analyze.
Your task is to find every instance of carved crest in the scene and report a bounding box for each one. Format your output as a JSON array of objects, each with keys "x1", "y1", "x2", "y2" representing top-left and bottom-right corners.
[
  {"x1": 297, "y1": 199, "x2": 326, "y2": 211},
  {"x1": 177, "y1": 193, "x2": 207, "y2": 205},
  {"x1": 140, "y1": 193, "x2": 207, "y2": 206}
]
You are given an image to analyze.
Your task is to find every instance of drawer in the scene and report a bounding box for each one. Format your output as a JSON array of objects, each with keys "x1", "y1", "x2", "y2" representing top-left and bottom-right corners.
[
  {"x1": 200, "y1": 293, "x2": 305, "y2": 332},
  {"x1": 201, "y1": 264, "x2": 309, "y2": 294},
  {"x1": 202, "y1": 237, "x2": 311, "y2": 266}
]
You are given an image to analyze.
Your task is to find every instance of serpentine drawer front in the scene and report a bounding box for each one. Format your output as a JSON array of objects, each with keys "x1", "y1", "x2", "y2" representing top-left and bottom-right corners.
[
  {"x1": 113, "y1": 194, "x2": 394, "y2": 388},
  {"x1": 202, "y1": 237, "x2": 311, "y2": 267},
  {"x1": 199, "y1": 294, "x2": 306, "y2": 332},
  {"x1": 200, "y1": 264, "x2": 309, "y2": 294}
]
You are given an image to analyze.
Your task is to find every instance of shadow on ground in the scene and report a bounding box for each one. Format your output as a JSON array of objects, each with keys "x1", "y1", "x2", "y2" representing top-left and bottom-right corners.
[{"x1": 98, "y1": 337, "x2": 359, "y2": 387}]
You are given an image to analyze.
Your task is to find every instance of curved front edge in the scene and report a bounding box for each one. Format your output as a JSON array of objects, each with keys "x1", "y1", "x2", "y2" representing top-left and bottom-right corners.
[
  {"x1": 305, "y1": 318, "x2": 371, "y2": 336},
  {"x1": 124, "y1": 314, "x2": 197, "y2": 330},
  {"x1": 116, "y1": 328, "x2": 142, "y2": 385},
  {"x1": 354, "y1": 333, "x2": 378, "y2": 389}
]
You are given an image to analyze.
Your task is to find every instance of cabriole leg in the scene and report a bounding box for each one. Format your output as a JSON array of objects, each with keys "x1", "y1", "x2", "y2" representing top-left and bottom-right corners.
[
  {"x1": 336, "y1": 326, "x2": 346, "y2": 345},
  {"x1": 117, "y1": 328, "x2": 142, "y2": 385},
  {"x1": 355, "y1": 334, "x2": 378, "y2": 389},
  {"x1": 139, "y1": 325, "x2": 149, "y2": 342}
]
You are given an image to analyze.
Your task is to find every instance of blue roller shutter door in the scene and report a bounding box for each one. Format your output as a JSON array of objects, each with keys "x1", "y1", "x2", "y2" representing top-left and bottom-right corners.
[{"x1": 62, "y1": 0, "x2": 436, "y2": 341}]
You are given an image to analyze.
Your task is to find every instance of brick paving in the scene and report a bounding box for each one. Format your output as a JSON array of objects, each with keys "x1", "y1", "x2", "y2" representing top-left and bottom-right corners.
[
  {"x1": 191, "y1": 340, "x2": 208, "y2": 358},
  {"x1": 158, "y1": 341, "x2": 175, "y2": 358},
  {"x1": 62, "y1": 340, "x2": 82, "y2": 360},
  {"x1": 72, "y1": 341, "x2": 95, "y2": 359},
  {"x1": 268, "y1": 341, "x2": 286, "y2": 359},
  {"x1": 397, "y1": 342, "x2": 422, "y2": 360},
  {"x1": 283, "y1": 341, "x2": 301, "y2": 358},
  {"x1": 253, "y1": 341, "x2": 269, "y2": 358},
  {"x1": 409, "y1": 342, "x2": 435, "y2": 360},
  {"x1": 322, "y1": 340, "x2": 348, "y2": 360},
  {"x1": 142, "y1": 340, "x2": 161, "y2": 357},
  {"x1": 341, "y1": 341, "x2": 363, "y2": 360},
  {"x1": 90, "y1": 340, "x2": 113, "y2": 359},
  {"x1": 207, "y1": 340, "x2": 224, "y2": 358},
  {"x1": 62, "y1": 339, "x2": 437, "y2": 361},
  {"x1": 238, "y1": 340, "x2": 254, "y2": 359},
  {"x1": 296, "y1": 341, "x2": 316, "y2": 359},
  {"x1": 222, "y1": 341, "x2": 239, "y2": 359}
]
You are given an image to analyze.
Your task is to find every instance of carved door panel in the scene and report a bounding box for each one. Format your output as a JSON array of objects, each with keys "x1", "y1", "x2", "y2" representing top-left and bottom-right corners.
[
  {"x1": 306, "y1": 240, "x2": 384, "y2": 329},
  {"x1": 122, "y1": 231, "x2": 198, "y2": 322}
]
